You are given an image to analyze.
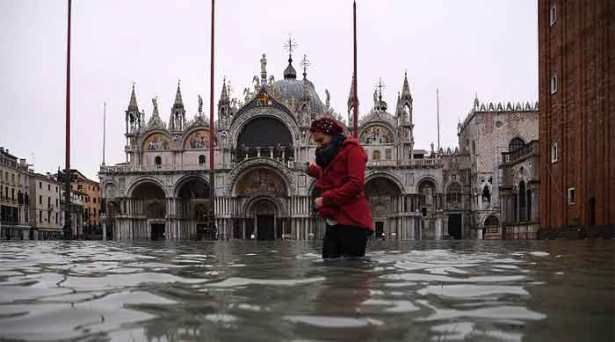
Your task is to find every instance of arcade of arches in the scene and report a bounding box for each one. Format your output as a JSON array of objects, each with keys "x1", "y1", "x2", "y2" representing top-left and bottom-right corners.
[{"x1": 105, "y1": 179, "x2": 212, "y2": 240}]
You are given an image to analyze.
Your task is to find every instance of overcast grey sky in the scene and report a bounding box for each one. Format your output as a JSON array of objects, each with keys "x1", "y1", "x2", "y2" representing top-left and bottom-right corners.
[{"x1": 0, "y1": 0, "x2": 538, "y2": 180}]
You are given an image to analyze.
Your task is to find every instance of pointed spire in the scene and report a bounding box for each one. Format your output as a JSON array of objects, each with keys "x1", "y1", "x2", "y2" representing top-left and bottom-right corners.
[
  {"x1": 401, "y1": 71, "x2": 412, "y2": 100},
  {"x1": 219, "y1": 77, "x2": 229, "y2": 103},
  {"x1": 347, "y1": 72, "x2": 358, "y2": 108},
  {"x1": 128, "y1": 83, "x2": 139, "y2": 111},
  {"x1": 173, "y1": 80, "x2": 184, "y2": 108}
]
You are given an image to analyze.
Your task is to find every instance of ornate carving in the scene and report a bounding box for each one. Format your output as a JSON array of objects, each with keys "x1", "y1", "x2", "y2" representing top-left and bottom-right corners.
[{"x1": 225, "y1": 158, "x2": 297, "y2": 197}]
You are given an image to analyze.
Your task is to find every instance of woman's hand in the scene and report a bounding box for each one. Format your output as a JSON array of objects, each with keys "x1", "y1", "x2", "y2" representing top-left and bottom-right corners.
[{"x1": 314, "y1": 197, "x2": 323, "y2": 209}]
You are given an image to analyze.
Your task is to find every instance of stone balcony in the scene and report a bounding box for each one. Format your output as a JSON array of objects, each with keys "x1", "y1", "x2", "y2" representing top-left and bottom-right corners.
[{"x1": 501, "y1": 140, "x2": 539, "y2": 165}]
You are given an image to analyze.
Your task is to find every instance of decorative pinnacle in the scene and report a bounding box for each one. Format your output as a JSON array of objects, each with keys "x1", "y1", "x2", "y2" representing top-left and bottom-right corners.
[
  {"x1": 300, "y1": 54, "x2": 310, "y2": 79},
  {"x1": 283, "y1": 35, "x2": 298, "y2": 61},
  {"x1": 376, "y1": 78, "x2": 386, "y2": 102}
]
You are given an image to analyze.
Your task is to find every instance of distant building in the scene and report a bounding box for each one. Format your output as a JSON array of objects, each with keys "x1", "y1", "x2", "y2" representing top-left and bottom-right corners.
[
  {"x1": 499, "y1": 140, "x2": 540, "y2": 239},
  {"x1": 59, "y1": 170, "x2": 100, "y2": 238},
  {"x1": 60, "y1": 187, "x2": 85, "y2": 239},
  {"x1": 538, "y1": 0, "x2": 614, "y2": 235},
  {"x1": 458, "y1": 98, "x2": 539, "y2": 239},
  {"x1": 0, "y1": 147, "x2": 31, "y2": 239},
  {"x1": 29, "y1": 173, "x2": 63, "y2": 240}
]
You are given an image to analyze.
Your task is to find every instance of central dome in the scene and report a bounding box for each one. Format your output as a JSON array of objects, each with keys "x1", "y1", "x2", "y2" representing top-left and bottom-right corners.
[{"x1": 268, "y1": 78, "x2": 325, "y2": 118}]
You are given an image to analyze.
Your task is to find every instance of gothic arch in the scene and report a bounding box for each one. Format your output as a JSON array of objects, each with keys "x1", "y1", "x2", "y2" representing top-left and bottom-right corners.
[
  {"x1": 483, "y1": 214, "x2": 500, "y2": 228},
  {"x1": 126, "y1": 177, "x2": 168, "y2": 198},
  {"x1": 226, "y1": 158, "x2": 296, "y2": 197}
]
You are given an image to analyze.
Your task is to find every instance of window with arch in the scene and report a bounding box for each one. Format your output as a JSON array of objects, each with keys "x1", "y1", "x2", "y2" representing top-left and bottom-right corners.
[
  {"x1": 549, "y1": 2, "x2": 556, "y2": 26},
  {"x1": 199, "y1": 155, "x2": 206, "y2": 166},
  {"x1": 446, "y1": 182, "x2": 462, "y2": 206},
  {"x1": 419, "y1": 181, "x2": 436, "y2": 207},
  {"x1": 550, "y1": 72, "x2": 558, "y2": 94},
  {"x1": 551, "y1": 141, "x2": 558, "y2": 163},
  {"x1": 155, "y1": 156, "x2": 162, "y2": 167},
  {"x1": 519, "y1": 181, "x2": 527, "y2": 221},
  {"x1": 509, "y1": 138, "x2": 525, "y2": 152},
  {"x1": 403, "y1": 104, "x2": 411, "y2": 121},
  {"x1": 482, "y1": 185, "x2": 491, "y2": 205},
  {"x1": 484, "y1": 215, "x2": 499, "y2": 227},
  {"x1": 526, "y1": 187, "x2": 532, "y2": 221}
]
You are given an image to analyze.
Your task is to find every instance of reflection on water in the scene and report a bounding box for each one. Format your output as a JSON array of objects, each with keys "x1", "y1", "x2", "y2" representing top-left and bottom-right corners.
[{"x1": 0, "y1": 240, "x2": 612, "y2": 341}]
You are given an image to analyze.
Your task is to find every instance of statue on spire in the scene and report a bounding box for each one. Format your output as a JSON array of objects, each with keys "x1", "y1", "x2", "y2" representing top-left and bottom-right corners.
[
  {"x1": 300, "y1": 54, "x2": 310, "y2": 79},
  {"x1": 260, "y1": 54, "x2": 267, "y2": 74}
]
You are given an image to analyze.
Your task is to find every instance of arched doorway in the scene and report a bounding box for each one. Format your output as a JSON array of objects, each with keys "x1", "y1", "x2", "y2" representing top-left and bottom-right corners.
[
  {"x1": 484, "y1": 215, "x2": 500, "y2": 240},
  {"x1": 132, "y1": 181, "x2": 166, "y2": 240},
  {"x1": 250, "y1": 199, "x2": 278, "y2": 240},
  {"x1": 105, "y1": 201, "x2": 118, "y2": 240},
  {"x1": 446, "y1": 182, "x2": 463, "y2": 239},
  {"x1": 177, "y1": 178, "x2": 212, "y2": 239},
  {"x1": 234, "y1": 167, "x2": 288, "y2": 240},
  {"x1": 365, "y1": 176, "x2": 403, "y2": 239},
  {"x1": 237, "y1": 117, "x2": 294, "y2": 161}
]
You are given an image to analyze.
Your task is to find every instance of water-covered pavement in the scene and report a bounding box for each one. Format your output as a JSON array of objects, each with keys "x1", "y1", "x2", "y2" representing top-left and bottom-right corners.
[{"x1": 0, "y1": 240, "x2": 613, "y2": 341}]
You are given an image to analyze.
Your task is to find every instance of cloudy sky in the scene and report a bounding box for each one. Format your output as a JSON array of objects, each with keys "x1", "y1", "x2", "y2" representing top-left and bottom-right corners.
[{"x1": 0, "y1": 0, "x2": 538, "y2": 180}]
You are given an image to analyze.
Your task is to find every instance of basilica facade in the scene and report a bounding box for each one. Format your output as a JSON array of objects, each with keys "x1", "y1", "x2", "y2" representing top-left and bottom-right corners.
[{"x1": 99, "y1": 51, "x2": 473, "y2": 240}]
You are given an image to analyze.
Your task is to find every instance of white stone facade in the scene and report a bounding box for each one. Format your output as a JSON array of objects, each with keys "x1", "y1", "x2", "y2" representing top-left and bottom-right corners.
[
  {"x1": 457, "y1": 98, "x2": 539, "y2": 238},
  {"x1": 100, "y1": 54, "x2": 472, "y2": 240}
]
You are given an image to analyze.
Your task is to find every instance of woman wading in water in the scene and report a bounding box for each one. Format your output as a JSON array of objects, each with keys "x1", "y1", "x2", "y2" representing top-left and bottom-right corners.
[{"x1": 295, "y1": 117, "x2": 374, "y2": 258}]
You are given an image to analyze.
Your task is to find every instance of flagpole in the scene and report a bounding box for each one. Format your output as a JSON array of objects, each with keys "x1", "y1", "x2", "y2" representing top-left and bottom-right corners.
[
  {"x1": 353, "y1": 0, "x2": 358, "y2": 138},
  {"x1": 102, "y1": 102, "x2": 106, "y2": 166},
  {"x1": 436, "y1": 89, "x2": 441, "y2": 152},
  {"x1": 209, "y1": 0, "x2": 217, "y2": 239},
  {"x1": 64, "y1": 0, "x2": 72, "y2": 240}
]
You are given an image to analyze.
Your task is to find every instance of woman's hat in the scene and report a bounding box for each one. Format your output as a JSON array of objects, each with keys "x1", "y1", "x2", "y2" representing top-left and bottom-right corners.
[{"x1": 309, "y1": 117, "x2": 344, "y2": 136}]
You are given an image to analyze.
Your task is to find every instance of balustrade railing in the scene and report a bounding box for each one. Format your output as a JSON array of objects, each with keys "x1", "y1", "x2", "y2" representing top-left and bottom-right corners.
[
  {"x1": 100, "y1": 152, "x2": 445, "y2": 174},
  {"x1": 501, "y1": 140, "x2": 539, "y2": 164}
]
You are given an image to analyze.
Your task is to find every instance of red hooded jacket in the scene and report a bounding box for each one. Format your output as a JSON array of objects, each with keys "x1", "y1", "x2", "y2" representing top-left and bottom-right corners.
[{"x1": 308, "y1": 137, "x2": 374, "y2": 231}]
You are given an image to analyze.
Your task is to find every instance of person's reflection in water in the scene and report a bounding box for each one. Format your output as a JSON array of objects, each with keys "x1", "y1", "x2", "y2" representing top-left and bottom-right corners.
[{"x1": 302, "y1": 259, "x2": 381, "y2": 342}]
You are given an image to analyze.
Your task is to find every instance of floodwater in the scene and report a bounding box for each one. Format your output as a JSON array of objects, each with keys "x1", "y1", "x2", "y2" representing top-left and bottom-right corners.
[{"x1": 0, "y1": 240, "x2": 613, "y2": 342}]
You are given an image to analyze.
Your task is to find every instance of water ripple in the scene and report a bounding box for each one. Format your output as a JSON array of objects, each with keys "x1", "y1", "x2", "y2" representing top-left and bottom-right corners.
[{"x1": 0, "y1": 240, "x2": 612, "y2": 342}]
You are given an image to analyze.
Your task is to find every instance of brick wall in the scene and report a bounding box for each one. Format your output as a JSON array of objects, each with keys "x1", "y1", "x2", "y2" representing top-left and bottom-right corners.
[{"x1": 539, "y1": 0, "x2": 614, "y2": 229}]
